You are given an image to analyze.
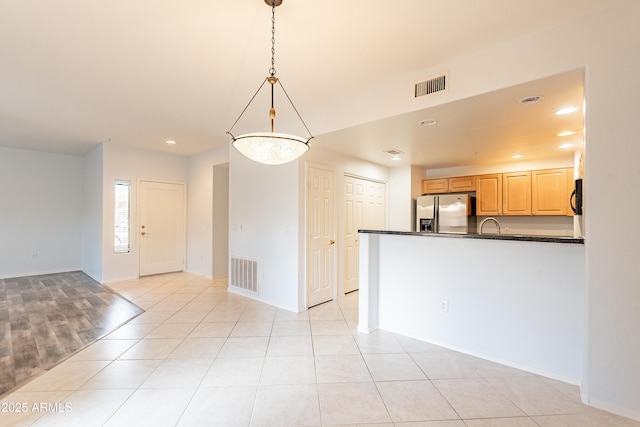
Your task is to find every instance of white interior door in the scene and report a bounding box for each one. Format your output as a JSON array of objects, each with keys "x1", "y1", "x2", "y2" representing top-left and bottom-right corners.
[
  {"x1": 306, "y1": 165, "x2": 336, "y2": 307},
  {"x1": 139, "y1": 180, "x2": 186, "y2": 277},
  {"x1": 344, "y1": 176, "x2": 386, "y2": 293},
  {"x1": 344, "y1": 176, "x2": 365, "y2": 293},
  {"x1": 366, "y1": 180, "x2": 386, "y2": 230}
]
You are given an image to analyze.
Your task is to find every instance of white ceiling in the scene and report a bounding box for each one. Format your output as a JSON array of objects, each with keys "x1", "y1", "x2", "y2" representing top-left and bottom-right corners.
[
  {"x1": 0, "y1": 1, "x2": 614, "y2": 166},
  {"x1": 316, "y1": 69, "x2": 585, "y2": 168}
]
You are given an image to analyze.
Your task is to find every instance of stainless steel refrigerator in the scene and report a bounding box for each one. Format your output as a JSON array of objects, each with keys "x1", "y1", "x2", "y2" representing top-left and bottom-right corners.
[{"x1": 416, "y1": 194, "x2": 476, "y2": 234}]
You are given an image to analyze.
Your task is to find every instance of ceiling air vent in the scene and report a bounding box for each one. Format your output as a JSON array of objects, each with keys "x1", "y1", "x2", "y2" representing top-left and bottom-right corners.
[
  {"x1": 415, "y1": 74, "x2": 447, "y2": 98},
  {"x1": 384, "y1": 149, "x2": 403, "y2": 156}
]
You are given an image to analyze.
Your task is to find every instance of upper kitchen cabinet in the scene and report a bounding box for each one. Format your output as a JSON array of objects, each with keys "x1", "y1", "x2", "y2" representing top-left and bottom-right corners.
[
  {"x1": 476, "y1": 174, "x2": 503, "y2": 216},
  {"x1": 532, "y1": 168, "x2": 570, "y2": 215},
  {"x1": 448, "y1": 176, "x2": 476, "y2": 192},
  {"x1": 503, "y1": 171, "x2": 532, "y2": 215},
  {"x1": 425, "y1": 167, "x2": 575, "y2": 217},
  {"x1": 422, "y1": 178, "x2": 448, "y2": 194},
  {"x1": 422, "y1": 176, "x2": 475, "y2": 194}
]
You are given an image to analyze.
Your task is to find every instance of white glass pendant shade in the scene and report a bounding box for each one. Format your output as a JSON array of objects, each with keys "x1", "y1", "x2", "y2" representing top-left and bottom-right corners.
[{"x1": 231, "y1": 132, "x2": 310, "y2": 165}]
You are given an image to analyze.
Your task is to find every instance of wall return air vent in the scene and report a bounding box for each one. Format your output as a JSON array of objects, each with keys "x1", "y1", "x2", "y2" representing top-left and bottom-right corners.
[
  {"x1": 230, "y1": 256, "x2": 258, "y2": 294},
  {"x1": 415, "y1": 73, "x2": 448, "y2": 98}
]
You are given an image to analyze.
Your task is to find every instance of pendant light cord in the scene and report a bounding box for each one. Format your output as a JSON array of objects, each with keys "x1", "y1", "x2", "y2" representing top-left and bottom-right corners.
[
  {"x1": 227, "y1": 0, "x2": 314, "y2": 142},
  {"x1": 270, "y1": 3, "x2": 276, "y2": 77}
]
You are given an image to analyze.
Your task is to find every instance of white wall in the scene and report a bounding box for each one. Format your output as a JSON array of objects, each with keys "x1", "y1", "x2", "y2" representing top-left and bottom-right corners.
[
  {"x1": 101, "y1": 144, "x2": 188, "y2": 283},
  {"x1": 360, "y1": 232, "x2": 585, "y2": 383},
  {"x1": 81, "y1": 145, "x2": 104, "y2": 282},
  {"x1": 228, "y1": 147, "x2": 301, "y2": 311},
  {"x1": 186, "y1": 145, "x2": 229, "y2": 278},
  {"x1": 0, "y1": 146, "x2": 83, "y2": 278},
  {"x1": 581, "y1": 2, "x2": 640, "y2": 418},
  {"x1": 388, "y1": 166, "x2": 412, "y2": 231}
]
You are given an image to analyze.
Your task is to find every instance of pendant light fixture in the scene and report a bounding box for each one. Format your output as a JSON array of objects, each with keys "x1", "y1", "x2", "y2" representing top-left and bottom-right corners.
[{"x1": 227, "y1": 0, "x2": 313, "y2": 165}]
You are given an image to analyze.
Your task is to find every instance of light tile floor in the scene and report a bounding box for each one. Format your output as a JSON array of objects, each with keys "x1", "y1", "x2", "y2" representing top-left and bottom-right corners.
[{"x1": 1, "y1": 272, "x2": 639, "y2": 427}]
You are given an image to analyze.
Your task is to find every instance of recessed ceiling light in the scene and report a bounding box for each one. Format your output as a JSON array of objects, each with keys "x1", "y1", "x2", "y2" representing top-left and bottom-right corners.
[
  {"x1": 512, "y1": 154, "x2": 524, "y2": 159},
  {"x1": 419, "y1": 119, "x2": 437, "y2": 126},
  {"x1": 557, "y1": 131, "x2": 576, "y2": 137},
  {"x1": 519, "y1": 95, "x2": 544, "y2": 104},
  {"x1": 166, "y1": 140, "x2": 177, "y2": 145},
  {"x1": 555, "y1": 107, "x2": 578, "y2": 115},
  {"x1": 559, "y1": 143, "x2": 575, "y2": 149},
  {"x1": 391, "y1": 156, "x2": 402, "y2": 161}
]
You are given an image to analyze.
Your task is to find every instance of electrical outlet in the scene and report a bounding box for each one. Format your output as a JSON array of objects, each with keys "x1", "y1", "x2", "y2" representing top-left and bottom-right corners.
[{"x1": 440, "y1": 299, "x2": 449, "y2": 312}]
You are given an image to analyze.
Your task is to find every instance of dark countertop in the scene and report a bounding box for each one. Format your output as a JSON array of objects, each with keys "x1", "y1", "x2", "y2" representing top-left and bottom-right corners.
[{"x1": 358, "y1": 229, "x2": 584, "y2": 244}]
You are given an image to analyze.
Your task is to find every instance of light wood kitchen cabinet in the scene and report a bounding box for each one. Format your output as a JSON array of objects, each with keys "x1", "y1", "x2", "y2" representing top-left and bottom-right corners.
[
  {"x1": 421, "y1": 167, "x2": 575, "y2": 216},
  {"x1": 422, "y1": 176, "x2": 475, "y2": 194},
  {"x1": 476, "y1": 174, "x2": 502, "y2": 216},
  {"x1": 503, "y1": 171, "x2": 531, "y2": 215},
  {"x1": 532, "y1": 168, "x2": 568, "y2": 215},
  {"x1": 449, "y1": 175, "x2": 476, "y2": 192},
  {"x1": 422, "y1": 178, "x2": 448, "y2": 194}
]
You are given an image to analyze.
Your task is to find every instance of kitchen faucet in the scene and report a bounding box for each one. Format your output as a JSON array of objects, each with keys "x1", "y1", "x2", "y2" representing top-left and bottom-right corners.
[{"x1": 479, "y1": 217, "x2": 501, "y2": 235}]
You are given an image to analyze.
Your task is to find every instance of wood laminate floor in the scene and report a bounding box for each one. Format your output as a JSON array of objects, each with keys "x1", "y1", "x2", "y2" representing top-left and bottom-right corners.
[{"x1": 0, "y1": 271, "x2": 143, "y2": 397}]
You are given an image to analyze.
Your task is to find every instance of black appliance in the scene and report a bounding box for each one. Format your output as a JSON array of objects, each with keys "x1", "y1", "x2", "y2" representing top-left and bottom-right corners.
[{"x1": 570, "y1": 178, "x2": 583, "y2": 215}]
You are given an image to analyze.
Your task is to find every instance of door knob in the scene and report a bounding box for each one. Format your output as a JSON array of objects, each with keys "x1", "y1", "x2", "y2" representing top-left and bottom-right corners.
[
  {"x1": 329, "y1": 240, "x2": 335, "y2": 245},
  {"x1": 141, "y1": 232, "x2": 148, "y2": 236}
]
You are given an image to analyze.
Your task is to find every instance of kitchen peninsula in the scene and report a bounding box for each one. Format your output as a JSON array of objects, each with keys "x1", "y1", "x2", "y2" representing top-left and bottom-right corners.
[{"x1": 357, "y1": 230, "x2": 585, "y2": 384}]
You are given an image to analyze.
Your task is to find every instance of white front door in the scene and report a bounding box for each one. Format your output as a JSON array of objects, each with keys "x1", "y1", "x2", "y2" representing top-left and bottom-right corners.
[
  {"x1": 344, "y1": 176, "x2": 365, "y2": 293},
  {"x1": 139, "y1": 180, "x2": 186, "y2": 277},
  {"x1": 306, "y1": 164, "x2": 336, "y2": 307}
]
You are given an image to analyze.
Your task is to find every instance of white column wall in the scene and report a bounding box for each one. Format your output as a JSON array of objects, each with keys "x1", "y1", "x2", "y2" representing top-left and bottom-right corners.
[
  {"x1": 81, "y1": 145, "x2": 104, "y2": 282},
  {"x1": 581, "y1": 3, "x2": 640, "y2": 417},
  {"x1": 186, "y1": 146, "x2": 229, "y2": 278},
  {"x1": 388, "y1": 166, "x2": 412, "y2": 232}
]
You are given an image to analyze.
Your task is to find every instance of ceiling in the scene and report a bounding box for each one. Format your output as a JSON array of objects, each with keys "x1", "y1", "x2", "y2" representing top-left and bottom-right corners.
[
  {"x1": 316, "y1": 69, "x2": 585, "y2": 169},
  {"x1": 0, "y1": 1, "x2": 613, "y2": 167}
]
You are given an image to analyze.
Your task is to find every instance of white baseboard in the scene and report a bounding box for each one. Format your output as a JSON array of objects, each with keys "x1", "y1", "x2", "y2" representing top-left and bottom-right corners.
[{"x1": 584, "y1": 396, "x2": 640, "y2": 422}]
